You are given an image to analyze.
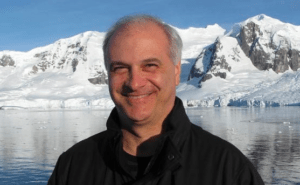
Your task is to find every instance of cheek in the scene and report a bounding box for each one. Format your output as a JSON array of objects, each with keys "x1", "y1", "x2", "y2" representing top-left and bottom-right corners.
[
  {"x1": 148, "y1": 72, "x2": 171, "y2": 90},
  {"x1": 109, "y1": 75, "x2": 124, "y2": 93},
  {"x1": 162, "y1": 68, "x2": 175, "y2": 84},
  {"x1": 147, "y1": 72, "x2": 163, "y2": 88}
]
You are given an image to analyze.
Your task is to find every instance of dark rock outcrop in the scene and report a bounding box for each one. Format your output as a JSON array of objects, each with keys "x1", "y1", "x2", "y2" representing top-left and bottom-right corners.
[
  {"x1": 239, "y1": 22, "x2": 272, "y2": 71},
  {"x1": 88, "y1": 72, "x2": 108, "y2": 85},
  {"x1": 201, "y1": 74, "x2": 213, "y2": 82},
  {"x1": 213, "y1": 72, "x2": 226, "y2": 79},
  {"x1": 72, "y1": 59, "x2": 79, "y2": 72},
  {"x1": 31, "y1": 41, "x2": 87, "y2": 74},
  {"x1": 273, "y1": 48, "x2": 289, "y2": 73},
  {"x1": 238, "y1": 21, "x2": 300, "y2": 73},
  {"x1": 187, "y1": 16, "x2": 300, "y2": 90},
  {"x1": 29, "y1": 39, "x2": 107, "y2": 85},
  {"x1": 188, "y1": 38, "x2": 231, "y2": 86},
  {"x1": 32, "y1": 51, "x2": 53, "y2": 72},
  {"x1": 31, "y1": 65, "x2": 38, "y2": 74},
  {"x1": 289, "y1": 49, "x2": 300, "y2": 71},
  {"x1": 188, "y1": 44, "x2": 215, "y2": 81},
  {"x1": 0, "y1": 55, "x2": 15, "y2": 67}
]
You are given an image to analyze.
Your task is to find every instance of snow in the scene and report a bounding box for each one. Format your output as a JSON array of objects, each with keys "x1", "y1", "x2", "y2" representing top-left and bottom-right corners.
[
  {"x1": 177, "y1": 15, "x2": 300, "y2": 107},
  {"x1": 0, "y1": 31, "x2": 111, "y2": 110},
  {"x1": 1, "y1": 15, "x2": 300, "y2": 109},
  {"x1": 230, "y1": 14, "x2": 300, "y2": 51},
  {"x1": 175, "y1": 24, "x2": 225, "y2": 59}
]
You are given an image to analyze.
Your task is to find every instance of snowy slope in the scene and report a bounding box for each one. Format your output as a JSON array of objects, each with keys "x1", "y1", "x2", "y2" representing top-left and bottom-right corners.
[
  {"x1": 182, "y1": 14, "x2": 300, "y2": 107},
  {"x1": 176, "y1": 24, "x2": 226, "y2": 59},
  {"x1": 229, "y1": 70, "x2": 300, "y2": 106},
  {"x1": 231, "y1": 14, "x2": 300, "y2": 73},
  {"x1": 0, "y1": 24, "x2": 224, "y2": 109},
  {"x1": 1, "y1": 15, "x2": 300, "y2": 109},
  {"x1": 0, "y1": 31, "x2": 113, "y2": 109},
  {"x1": 230, "y1": 14, "x2": 300, "y2": 51}
]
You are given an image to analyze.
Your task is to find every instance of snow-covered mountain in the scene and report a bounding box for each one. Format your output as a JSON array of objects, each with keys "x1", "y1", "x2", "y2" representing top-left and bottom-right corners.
[
  {"x1": 0, "y1": 31, "x2": 114, "y2": 109},
  {"x1": 189, "y1": 14, "x2": 300, "y2": 84},
  {"x1": 0, "y1": 24, "x2": 224, "y2": 109},
  {"x1": 182, "y1": 14, "x2": 300, "y2": 107},
  {"x1": 1, "y1": 14, "x2": 300, "y2": 109}
]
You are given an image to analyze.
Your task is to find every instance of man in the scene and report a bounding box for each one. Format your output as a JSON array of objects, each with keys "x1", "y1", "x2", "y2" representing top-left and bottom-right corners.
[{"x1": 48, "y1": 15, "x2": 264, "y2": 184}]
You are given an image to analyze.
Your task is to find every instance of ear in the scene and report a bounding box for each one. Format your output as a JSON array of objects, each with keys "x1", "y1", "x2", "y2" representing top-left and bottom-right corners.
[{"x1": 175, "y1": 60, "x2": 181, "y2": 86}]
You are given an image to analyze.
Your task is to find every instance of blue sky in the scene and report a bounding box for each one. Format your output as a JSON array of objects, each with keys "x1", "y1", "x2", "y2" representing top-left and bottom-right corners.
[{"x1": 1, "y1": 0, "x2": 299, "y2": 52}]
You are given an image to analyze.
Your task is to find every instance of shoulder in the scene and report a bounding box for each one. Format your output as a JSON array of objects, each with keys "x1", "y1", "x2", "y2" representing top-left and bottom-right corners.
[
  {"x1": 48, "y1": 130, "x2": 117, "y2": 184},
  {"x1": 53, "y1": 129, "x2": 117, "y2": 169},
  {"x1": 189, "y1": 124, "x2": 248, "y2": 164},
  {"x1": 48, "y1": 130, "x2": 118, "y2": 184},
  {"x1": 62, "y1": 129, "x2": 116, "y2": 158},
  {"x1": 185, "y1": 124, "x2": 264, "y2": 184},
  {"x1": 189, "y1": 124, "x2": 242, "y2": 154},
  {"x1": 187, "y1": 124, "x2": 247, "y2": 168}
]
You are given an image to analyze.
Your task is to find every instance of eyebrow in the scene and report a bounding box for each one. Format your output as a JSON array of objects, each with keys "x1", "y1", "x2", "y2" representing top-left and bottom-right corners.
[
  {"x1": 110, "y1": 61, "x2": 127, "y2": 66},
  {"x1": 110, "y1": 58, "x2": 162, "y2": 67},
  {"x1": 143, "y1": 58, "x2": 162, "y2": 64},
  {"x1": 109, "y1": 61, "x2": 129, "y2": 69}
]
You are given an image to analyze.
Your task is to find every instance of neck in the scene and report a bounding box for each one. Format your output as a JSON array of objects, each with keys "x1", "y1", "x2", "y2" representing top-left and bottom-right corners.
[
  {"x1": 117, "y1": 98, "x2": 176, "y2": 156},
  {"x1": 121, "y1": 119, "x2": 163, "y2": 156}
]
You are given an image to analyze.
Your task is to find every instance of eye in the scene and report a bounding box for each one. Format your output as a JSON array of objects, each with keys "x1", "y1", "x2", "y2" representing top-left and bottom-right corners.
[
  {"x1": 110, "y1": 65, "x2": 128, "y2": 73},
  {"x1": 144, "y1": 63, "x2": 158, "y2": 71},
  {"x1": 146, "y1": 63, "x2": 157, "y2": 67}
]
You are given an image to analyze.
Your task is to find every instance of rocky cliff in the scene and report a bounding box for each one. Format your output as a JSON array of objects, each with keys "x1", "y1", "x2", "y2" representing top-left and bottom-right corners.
[
  {"x1": 188, "y1": 37, "x2": 233, "y2": 85},
  {"x1": 0, "y1": 31, "x2": 107, "y2": 85},
  {"x1": 0, "y1": 55, "x2": 15, "y2": 67},
  {"x1": 188, "y1": 14, "x2": 300, "y2": 86},
  {"x1": 238, "y1": 21, "x2": 300, "y2": 73}
]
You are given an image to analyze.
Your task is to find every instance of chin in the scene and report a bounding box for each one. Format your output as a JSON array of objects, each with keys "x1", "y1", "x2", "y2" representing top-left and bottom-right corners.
[
  {"x1": 124, "y1": 108, "x2": 152, "y2": 123},
  {"x1": 114, "y1": 96, "x2": 155, "y2": 122}
]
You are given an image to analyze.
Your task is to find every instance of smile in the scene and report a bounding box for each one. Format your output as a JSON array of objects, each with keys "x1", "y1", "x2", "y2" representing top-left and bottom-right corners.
[{"x1": 127, "y1": 93, "x2": 152, "y2": 99}]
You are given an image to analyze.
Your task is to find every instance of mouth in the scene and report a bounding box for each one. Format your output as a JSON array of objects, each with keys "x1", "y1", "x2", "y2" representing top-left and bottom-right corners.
[{"x1": 126, "y1": 92, "x2": 153, "y2": 99}]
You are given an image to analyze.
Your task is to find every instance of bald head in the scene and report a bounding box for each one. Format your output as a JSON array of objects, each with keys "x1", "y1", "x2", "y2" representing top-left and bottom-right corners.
[{"x1": 102, "y1": 15, "x2": 183, "y2": 70}]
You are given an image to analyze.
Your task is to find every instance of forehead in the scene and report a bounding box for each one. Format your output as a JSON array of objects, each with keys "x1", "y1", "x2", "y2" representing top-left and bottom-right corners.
[{"x1": 109, "y1": 22, "x2": 169, "y2": 49}]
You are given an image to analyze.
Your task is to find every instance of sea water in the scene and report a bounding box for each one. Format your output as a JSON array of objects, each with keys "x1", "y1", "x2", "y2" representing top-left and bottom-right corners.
[{"x1": 0, "y1": 107, "x2": 299, "y2": 185}]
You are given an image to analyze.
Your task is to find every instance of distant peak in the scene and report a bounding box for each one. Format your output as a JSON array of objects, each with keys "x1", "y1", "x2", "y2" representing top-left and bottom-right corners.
[
  {"x1": 256, "y1": 14, "x2": 267, "y2": 21},
  {"x1": 205, "y1": 23, "x2": 223, "y2": 29},
  {"x1": 232, "y1": 14, "x2": 286, "y2": 30},
  {"x1": 245, "y1": 14, "x2": 275, "y2": 22},
  {"x1": 248, "y1": 14, "x2": 283, "y2": 23}
]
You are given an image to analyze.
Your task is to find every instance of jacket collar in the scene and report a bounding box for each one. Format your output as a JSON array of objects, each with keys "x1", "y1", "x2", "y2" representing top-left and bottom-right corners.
[
  {"x1": 105, "y1": 97, "x2": 192, "y2": 177},
  {"x1": 161, "y1": 97, "x2": 191, "y2": 148},
  {"x1": 106, "y1": 97, "x2": 191, "y2": 147}
]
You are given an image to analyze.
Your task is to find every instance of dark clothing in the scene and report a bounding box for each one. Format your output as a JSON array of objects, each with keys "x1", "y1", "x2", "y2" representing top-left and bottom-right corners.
[
  {"x1": 48, "y1": 97, "x2": 264, "y2": 185},
  {"x1": 120, "y1": 150, "x2": 152, "y2": 179}
]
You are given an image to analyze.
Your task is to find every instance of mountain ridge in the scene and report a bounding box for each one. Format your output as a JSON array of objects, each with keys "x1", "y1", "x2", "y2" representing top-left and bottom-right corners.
[
  {"x1": 1, "y1": 14, "x2": 300, "y2": 109},
  {"x1": 188, "y1": 14, "x2": 300, "y2": 84}
]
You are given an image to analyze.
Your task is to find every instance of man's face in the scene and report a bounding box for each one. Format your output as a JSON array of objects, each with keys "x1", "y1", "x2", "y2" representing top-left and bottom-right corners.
[{"x1": 107, "y1": 23, "x2": 181, "y2": 124}]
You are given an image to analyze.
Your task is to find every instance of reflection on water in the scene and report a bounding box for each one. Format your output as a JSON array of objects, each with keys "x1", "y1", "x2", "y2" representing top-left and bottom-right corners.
[
  {"x1": 0, "y1": 107, "x2": 300, "y2": 184},
  {"x1": 187, "y1": 107, "x2": 300, "y2": 185},
  {"x1": 0, "y1": 109, "x2": 111, "y2": 184}
]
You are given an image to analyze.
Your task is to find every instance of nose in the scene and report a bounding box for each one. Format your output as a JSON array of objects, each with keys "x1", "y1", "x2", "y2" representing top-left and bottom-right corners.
[{"x1": 126, "y1": 67, "x2": 146, "y2": 91}]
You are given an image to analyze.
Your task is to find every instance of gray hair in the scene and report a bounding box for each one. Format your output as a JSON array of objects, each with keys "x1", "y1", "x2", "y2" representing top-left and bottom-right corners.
[{"x1": 102, "y1": 14, "x2": 183, "y2": 70}]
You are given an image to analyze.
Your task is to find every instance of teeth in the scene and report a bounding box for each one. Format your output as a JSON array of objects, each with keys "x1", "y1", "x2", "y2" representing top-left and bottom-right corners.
[{"x1": 128, "y1": 94, "x2": 150, "y2": 99}]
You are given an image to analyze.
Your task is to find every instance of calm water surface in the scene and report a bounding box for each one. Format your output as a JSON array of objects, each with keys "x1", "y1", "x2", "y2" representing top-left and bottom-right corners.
[{"x1": 0, "y1": 107, "x2": 299, "y2": 185}]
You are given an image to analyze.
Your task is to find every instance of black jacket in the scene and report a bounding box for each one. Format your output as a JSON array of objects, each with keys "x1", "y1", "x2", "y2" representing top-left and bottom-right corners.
[{"x1": 48, "y1": 97, "x2": 264, "y2": 185}]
